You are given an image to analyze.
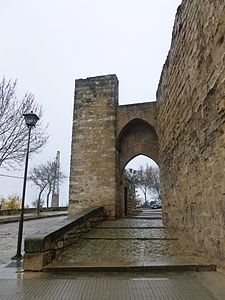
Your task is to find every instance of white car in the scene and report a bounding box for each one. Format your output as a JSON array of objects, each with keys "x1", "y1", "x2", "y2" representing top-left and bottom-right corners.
[{"x1": 151, "y1": 201, "x2": 162, "y2": 209}]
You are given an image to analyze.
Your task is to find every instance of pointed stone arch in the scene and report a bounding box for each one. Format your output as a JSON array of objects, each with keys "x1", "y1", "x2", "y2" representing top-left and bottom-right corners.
[
  {"x1": 117, "y1": 118, "x2": 159, "y2": 173},
  {"x1": 116, "y1": 118, "x2": 159, "y2": 217}
]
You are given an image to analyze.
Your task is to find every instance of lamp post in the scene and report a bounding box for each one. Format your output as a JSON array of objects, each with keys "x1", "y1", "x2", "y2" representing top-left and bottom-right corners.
[{"x1": 12, "y1": 111, "x2": 39, "y2": 260}]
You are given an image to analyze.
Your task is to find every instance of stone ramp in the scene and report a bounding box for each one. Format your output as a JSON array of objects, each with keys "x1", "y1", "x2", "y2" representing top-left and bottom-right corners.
[{"x1": 44, "y1": 210, "x2": 217, "y2": 273}]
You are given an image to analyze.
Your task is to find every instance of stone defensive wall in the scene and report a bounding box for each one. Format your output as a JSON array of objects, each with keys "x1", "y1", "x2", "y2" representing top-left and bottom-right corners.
[
  {"x1": 68, "y1": 75, "x2": 160, "y2": 219},
  {"x1": 68, "y1": 0, "x2": 225, "y2": 262},
  {"x1": 157, "y1": 0, "x2": 225, "y2": 261}
]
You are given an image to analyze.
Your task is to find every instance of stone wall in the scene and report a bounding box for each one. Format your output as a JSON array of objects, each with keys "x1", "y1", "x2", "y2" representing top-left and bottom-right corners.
[
  {"x1": 68, "y1": 0, "x2": 225, "y2": 261},
  {"x1": 157, "y1": 0, "x2": 225, "y2": 260},
  {"x1": 117, "y1": 118, "x2": 159, "y2": 171},
  {"x1": 116, "y1": 102, "x2": 158, "y2": 139},
  {"x1": 116, "y1": 102, "x2": 159, "y2": 170},
  {"x1": 24, "y1": 207, "x2": 104, "y2": 271},
  {"x1": 69, "y1": 75, "x2": 118, "y2": 218}
]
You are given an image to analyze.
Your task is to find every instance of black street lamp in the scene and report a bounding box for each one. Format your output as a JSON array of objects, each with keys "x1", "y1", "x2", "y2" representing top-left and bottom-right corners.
[{"x1": 12, "y1": 111, "x2": 39, "y2": 260}]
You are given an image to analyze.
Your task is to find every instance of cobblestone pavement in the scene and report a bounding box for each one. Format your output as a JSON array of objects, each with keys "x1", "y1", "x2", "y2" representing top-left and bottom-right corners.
[{"x1": 0, "y1": 216, "x2": 66, "y2": 266}]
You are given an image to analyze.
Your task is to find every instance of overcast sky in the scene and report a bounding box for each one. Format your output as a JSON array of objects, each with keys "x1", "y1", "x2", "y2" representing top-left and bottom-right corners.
[{"x1": 0, "y1": 0, "x2": 181, "y2": 206}]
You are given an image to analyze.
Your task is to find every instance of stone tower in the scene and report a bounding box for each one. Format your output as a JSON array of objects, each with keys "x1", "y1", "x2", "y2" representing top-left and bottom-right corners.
[{"x1": 69, "y1": 75, "x2": 118, "y2": 218}]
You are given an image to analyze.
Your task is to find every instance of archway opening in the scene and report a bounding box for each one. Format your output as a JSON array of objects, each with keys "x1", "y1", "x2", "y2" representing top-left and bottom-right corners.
[
  {"x1": 120, "y1": 155, "x2": 161, "y2": 217},
  {"x1": 116, "y1": 118, "x2": 160, "y2": 217},
  {"x1": 117, "y1": 119, "x2": 159, "y2": 172}
]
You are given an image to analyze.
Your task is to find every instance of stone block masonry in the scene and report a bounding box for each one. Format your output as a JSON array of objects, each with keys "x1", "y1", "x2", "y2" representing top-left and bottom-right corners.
[
  {"x1": 68, "y1": 75, "x2": 159, "y2": 219},
  {"x1": 69, "y1": 75, "x2": 118, "y2": 218},
  {"x1": 157, "y1": 0, "x2": 225, "y2": 261},
  {"x1": 116, "y1": 103, "x2": 159, "y2": 171},
  {"x1": 24, "y1": 207, "x2": 104, "y2": 271},
  {"x1": 68, "y1": 0, "x2": 225, "y2": 263}
]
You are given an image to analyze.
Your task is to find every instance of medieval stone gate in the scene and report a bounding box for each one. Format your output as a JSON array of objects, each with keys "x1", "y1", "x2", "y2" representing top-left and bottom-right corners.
[
  {"x1": 68, "y1": 74, "x2": 159, "y2": 218},
  {"x1": 69, "y1": 0, "x2": 225, "y2": 262}
]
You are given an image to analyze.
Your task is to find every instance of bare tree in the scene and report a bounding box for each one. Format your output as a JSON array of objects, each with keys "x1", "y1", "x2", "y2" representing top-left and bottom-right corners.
[
  {"x1": 31, "y1": 198, "x2": 44, "y2": 209},
  {"x1": 124, "y1": 169, "x2": 142, "y2": 207},
  {"x1": 135, "y1": 166, "x2": 150, "y2": 205},
  {"x1": 44, "y1": 160, "x2": 64, "y2": 208},
  {"x1": 29, "y1": 164, "x2": 49, "y2": 214},
  {"x1": 146, "y1": 166, "x2": 161, "y2": 201},
  {"x1": 0, "y1": 78, "x2": 48, "y2": 169},
  {"x1": 126, "y1": 165, "x2": 161, "y2": 205},
  {"x1": 29, "y1": 160, "x2": 65, "y2": 213}
]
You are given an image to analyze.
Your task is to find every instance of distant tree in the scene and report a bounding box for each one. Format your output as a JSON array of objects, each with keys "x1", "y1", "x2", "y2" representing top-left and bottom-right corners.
[
  {"x1": 124, "y1": 168, "x2": 137, "y2": 200},
  {"x1": 146, "y1": 166, "x2": 161, "y2": 201},
  {"x1": 0, "y1": 77, "x2": 48, "y2": 169},
  {"x1": 29, "y1": 159, "x2": 65, "y2": 213},
  {"x1": 44, "y1": 160, "x2": 65, "y2": 208},
  {"x1": 126, "y1": 165, "x2": 161, "y2": 205},
  {"x1": 29, "y1": 164, "x2": 49, "y2": 213},
  {"x1": 125, "y1": 166, "x2": 149, "y2": 205},
  {"x1": 0, "y1": 195, "x2": 21, "y2": 209},
  {"x1": 32, "y1": 198, "x2": 44, "y2": 209},
  {"x1": 136, "y1": 166, "x2": 151, "y2": 205}
]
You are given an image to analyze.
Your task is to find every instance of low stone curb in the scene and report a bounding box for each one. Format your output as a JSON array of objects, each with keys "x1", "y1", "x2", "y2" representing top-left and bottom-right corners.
[
  {"x1": 24, "y1": 206, "x2": 104, "y2": 271},
  {"x1": 0, "y1": 212, "x2": 68, "y2": 224}
]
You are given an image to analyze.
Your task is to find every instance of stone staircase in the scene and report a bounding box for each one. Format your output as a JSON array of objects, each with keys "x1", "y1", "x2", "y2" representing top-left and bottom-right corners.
[{"x1": 43, "y1": 209, "x2": 216, "y2": 273}]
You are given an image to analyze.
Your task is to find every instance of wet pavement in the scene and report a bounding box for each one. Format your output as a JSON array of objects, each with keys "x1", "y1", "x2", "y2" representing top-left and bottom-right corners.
[
  {"x1": 0, "y1": 216, "x2": 67, "y2": 267},
  {"x1": 1, "y1": 209, "x2": 225, "y2": 299},
  {"x1": 47, "y1": 209, "x2": 214, "y2": 271},
  {"x1": 0, "y1": 273, "x2": 224, "y2": 300},
  {"x1": 97, "y1": 218, "x2": 164, "y2": 228}
]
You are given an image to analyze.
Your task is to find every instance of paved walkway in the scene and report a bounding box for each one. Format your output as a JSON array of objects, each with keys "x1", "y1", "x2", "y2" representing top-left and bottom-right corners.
[
  {"x1": 1, "y1": 209, "x2": 225, "y2": 299},
  {"x1": 1, "y1": 272, "x2": 225, "y2": 300},
  {"x1": 0, "y1": 215, "x2": 67, "y2": 266},
  {"x1": 46, "y1": 209, "x2": 216, "y2": 272}
]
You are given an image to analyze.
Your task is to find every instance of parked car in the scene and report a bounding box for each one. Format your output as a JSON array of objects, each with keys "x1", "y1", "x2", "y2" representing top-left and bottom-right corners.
[{"x1": 151, "y1": 201, "x2": 162, "y2": 209}]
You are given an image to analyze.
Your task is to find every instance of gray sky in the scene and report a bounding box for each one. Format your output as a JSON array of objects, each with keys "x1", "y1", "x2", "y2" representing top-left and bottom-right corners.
[{"x1": 0, "y1": 0, "x2": 181, "y2": 206}]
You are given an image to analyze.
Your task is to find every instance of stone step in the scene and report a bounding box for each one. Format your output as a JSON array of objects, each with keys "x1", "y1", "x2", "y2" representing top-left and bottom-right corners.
[
  {"x1": 81, "y1": 237, "x2": 178, "y2": 241},
  {"x1": 127, "y1": 217, "x2": 163, "y2": 220},
  {"x1": 96, "y1": 226, "x2": 166, "y2": 229},
  {"x1": 42, "y1": 215, "x2": 217, "y2": 276},
  {"x1": 86, "y1": 227, "x2": 175, "y2": 239},
  {"x1": 97, "y1": 219, "x2": 163, "y2": 228},
  {"x1": 44, "y1": 256, "x2": 217, "y2": 273}
]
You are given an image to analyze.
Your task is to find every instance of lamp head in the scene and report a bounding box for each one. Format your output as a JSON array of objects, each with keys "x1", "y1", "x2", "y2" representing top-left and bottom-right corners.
[{"x1": 23, "y1": 111, "x2": 39, "y2": 127}]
